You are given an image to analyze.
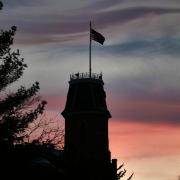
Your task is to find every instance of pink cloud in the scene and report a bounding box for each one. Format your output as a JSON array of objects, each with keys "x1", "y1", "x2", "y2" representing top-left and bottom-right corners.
[
  {"x1": 107, "y1": 93, "x2": 180, "y2": 124},
  {"x1": 43, "y1": 95, "x2": 66, "y2": 111},
  {"x1": 109, "y1": 120, "x2": 180, "y2": 160}
]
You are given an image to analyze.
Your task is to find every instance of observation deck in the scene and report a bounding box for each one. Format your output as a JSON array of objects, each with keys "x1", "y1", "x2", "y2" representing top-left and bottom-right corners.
[
  {"x1": 62, "y1": 71, "x2": 111, "y2": 118},
  {"x1": 69, "y1": 72, "x2": 103, "y2": 85}
]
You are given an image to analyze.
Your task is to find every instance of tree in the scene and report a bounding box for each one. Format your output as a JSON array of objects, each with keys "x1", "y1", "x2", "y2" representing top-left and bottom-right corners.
[
  {"x1": 0, "y1": 1, "x2": 2, "y2": 10},
  {"x1": 0, "y1": 1, "x2": 46, "y2": 148},
  {"x1": 25, "y1": 114, "x2": 64, "y2": 149},
  {"x1": 0, "y1": 2, "x2": 65, "y2": 179},
  {"x1": 117, "y1": 163, "x2": 133, "y2": 180}
]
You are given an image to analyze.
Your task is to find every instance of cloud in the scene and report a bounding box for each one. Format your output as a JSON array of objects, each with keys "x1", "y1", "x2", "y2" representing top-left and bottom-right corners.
[
  {"x1": 109, "y1": 120, "x2": 180, "y2": 179},
  {"x1": 107, "y1": 81, "x2": 180, "y2": 124},
  {"x1": 1, "y1": 0, "x2": 180, "y2": 46},
  {"x1": 109, "y1": 121, "x2": 180, "y2": 159},
  {"x1": 4, "y1": 0, "x2": 38, "y2": 8},
  {"x1": 94, "y1": 6, "x2": 180, "y2": 26},
  {"x1": 15, "y1": 6, "x2": 180, "y2": 35},
  {"x1": 2, "y1": 0, "x2": 180, "y2": 127},
  {"x1": 93, "y1": 36, "x2": 180, "y2": 58},
  {"x1": 10, "y1": 41, "x2": 180, "y2": 126}
]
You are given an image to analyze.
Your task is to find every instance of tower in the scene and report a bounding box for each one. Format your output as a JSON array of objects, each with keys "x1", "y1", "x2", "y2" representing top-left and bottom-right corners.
[{"x1": 62, "y1": 72, "x2": 116, "y2": 180}]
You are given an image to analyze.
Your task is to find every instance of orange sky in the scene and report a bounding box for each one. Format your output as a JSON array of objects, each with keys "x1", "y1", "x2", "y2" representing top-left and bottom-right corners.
[
  {"x1": 43, "y1": 103, "x2": 180, "y2": 180},
  {"x1": 109, "y1": 120, "x2": 180, "y2": 180},
  {"x1": 42, "y1": 94, "x2": 180, "y2": 180}
]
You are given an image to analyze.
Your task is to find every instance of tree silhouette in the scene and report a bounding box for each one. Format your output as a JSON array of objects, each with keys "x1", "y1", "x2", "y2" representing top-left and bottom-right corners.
[
  {"x1": 0, "y1": 1, "x2": 2, "y2": 10},
  {"x1": 117, "y1": 163, "x2": 133, "y2": 180},
  {"x1": 25, "y1": 114, "x2": 64, "y2": 149},
  {"x1": 0, "y1": 1, "x2": 46, "y2": 148}
]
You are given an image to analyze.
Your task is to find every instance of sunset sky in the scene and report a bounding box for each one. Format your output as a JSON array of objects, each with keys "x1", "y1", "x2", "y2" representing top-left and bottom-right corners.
[{"x1": 1, "y1": 0, "x2": 180, "y2": 179}]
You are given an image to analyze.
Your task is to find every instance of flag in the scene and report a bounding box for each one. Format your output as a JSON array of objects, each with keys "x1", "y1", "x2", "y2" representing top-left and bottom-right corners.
[{"x1": 91, "y1": 28, "x2": 105, "y2": 45}]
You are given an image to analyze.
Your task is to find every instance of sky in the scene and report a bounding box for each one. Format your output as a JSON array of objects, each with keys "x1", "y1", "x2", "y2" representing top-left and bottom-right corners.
[{"x1": 1, "y1": 0, "x2": 180, "y2": 179}]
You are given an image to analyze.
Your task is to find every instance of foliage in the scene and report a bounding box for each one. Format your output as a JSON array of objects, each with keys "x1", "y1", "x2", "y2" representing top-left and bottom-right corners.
[
  {"x1": 25, "y1": 114, "x2": 64, "y2": 149},
  {"x1": 0, "y1": 1, "x2": 46, "y2": 146},
  {"x1": 117, "y1": 163, "x2": 134, "y2": 180},
  {"x1": 0, "y1": 1, "x2": 2, "y2": 10}
]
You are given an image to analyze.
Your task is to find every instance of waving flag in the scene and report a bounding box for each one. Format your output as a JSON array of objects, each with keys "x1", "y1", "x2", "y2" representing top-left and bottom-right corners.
[
  {"x1": 89, "y1": 21, "x2": 105, "y2": 78},
  {"x1": 91, "y1": 28, "x2": 105, "y2": 45}
]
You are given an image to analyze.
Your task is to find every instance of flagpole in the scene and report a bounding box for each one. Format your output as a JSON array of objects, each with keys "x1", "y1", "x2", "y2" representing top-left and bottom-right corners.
[{"x1": 89, "y1": 21, "x2": 92, "y2": 78}]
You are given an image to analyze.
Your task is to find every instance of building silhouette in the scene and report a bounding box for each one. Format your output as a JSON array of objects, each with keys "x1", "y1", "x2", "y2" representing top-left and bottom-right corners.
[{"x1": 62, "y1": 72, "x2": 117, "y2": 180}]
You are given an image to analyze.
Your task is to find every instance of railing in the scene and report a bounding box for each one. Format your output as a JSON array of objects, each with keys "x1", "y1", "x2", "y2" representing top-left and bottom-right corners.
[{"x1": 70, "y1": 72, "x2": 103, "y2": 81}]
